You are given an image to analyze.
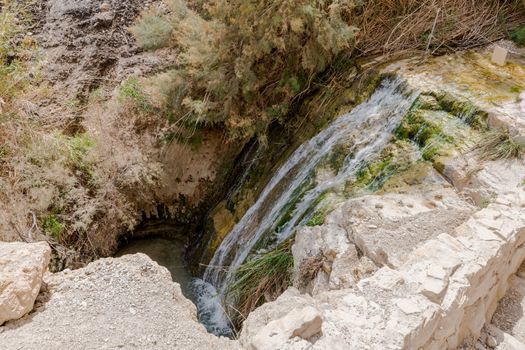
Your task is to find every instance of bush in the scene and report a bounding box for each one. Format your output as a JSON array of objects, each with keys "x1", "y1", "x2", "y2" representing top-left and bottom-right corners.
[
  {"x1": 132, "y1": 0, "x2": 524, "y2": 141},
  {"x1": 476, "y1": 128, "x2": 524, "y2": 161},
  {"x1": 0, "y1": 2, "x2": 32, "y2": 103},
  {"x1": 130, "y1": 7, "x2": 173, "y2": 50},
  {"x1": 132, "y1": 0, "x2": 359, "y2": 140},
  {"x1": 42, "y1": 215, "x2": 64, "y2": 240},
  {"x1": 511, "y1": 26, "x2": 525, "y2": 46}
]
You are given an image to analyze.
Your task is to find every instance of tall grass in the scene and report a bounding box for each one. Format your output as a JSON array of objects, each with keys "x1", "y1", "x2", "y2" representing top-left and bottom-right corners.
[{"x1": 225, "y1": 239, "x2": 294, "y2": 327}]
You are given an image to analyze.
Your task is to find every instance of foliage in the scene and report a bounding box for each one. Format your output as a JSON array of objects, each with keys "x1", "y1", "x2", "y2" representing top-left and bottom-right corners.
[
  {"x1": 306, "y1": 210, "x2": 325, "y2": 226},
  {"x1": 475, "y1": 128, "x2": 524, "y2": 161},
  {"x1": 132, "y1": 0, "x2": 359, "y2": 140},
  {"x1": 130, "y1": 7, "x2": 173, "y2": 50},
  {"x1": 434, "y1": 93, "x2": 486, "y2": 129},
  {"x1": 118, "y1": 77, "x2": 154, "y2": 113},
  {"x1": 132, "y1": 0, "x2": 523, "y2": 140},
  {"x1": 226, "y1": 239, "x2": 294, "y2": 326},
  {"x1": 510, "y1": 26, "x2": 525, "y2": 46},
  {"x1": 0, "y1": 2, "x2": 33, "y2": 103},
  {"x1": 42, "y1": 215, "x2": 64, "y2": 239}
]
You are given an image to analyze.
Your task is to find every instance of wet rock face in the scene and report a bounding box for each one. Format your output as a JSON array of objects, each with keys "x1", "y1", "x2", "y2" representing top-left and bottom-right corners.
[
  {"x1": 39, "y1": 0, "x2": 163, "y2": 99},
  {"x1": 239, "y1": 48, "x2": 525, "y2": 349},
  {"x1": 0, "y1": 242, "x2": 51, "y2": 325}
]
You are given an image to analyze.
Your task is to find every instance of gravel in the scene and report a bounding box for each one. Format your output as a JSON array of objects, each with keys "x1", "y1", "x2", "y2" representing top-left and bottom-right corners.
[{"x1": 0, "y1": 254, "x2": 239, "y2": 349}]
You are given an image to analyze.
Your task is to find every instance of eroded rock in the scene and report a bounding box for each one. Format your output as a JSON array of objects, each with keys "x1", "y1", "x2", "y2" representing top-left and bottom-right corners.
[
  {"x1": 250, "y1": 306, "x2": 322, "y2": 350},
  {"x1": 0, "y1": 241, "x2": 50, "y2": 325}
]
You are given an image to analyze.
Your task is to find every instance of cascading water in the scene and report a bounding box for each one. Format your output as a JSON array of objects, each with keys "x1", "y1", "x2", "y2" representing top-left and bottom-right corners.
[{"x1": 191, "y1": 77, "x2": 419, "y2": 336}]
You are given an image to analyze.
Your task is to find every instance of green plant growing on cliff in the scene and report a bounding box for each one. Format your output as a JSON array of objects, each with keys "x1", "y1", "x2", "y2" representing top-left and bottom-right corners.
[
  {"x1": 226, "y1": 239, "x2": 294, "y2": 326},
  {"x1": 510, "y1": 26, "x2": 525, "y2": 46},
  {"x1": 434, "y1": 93, "x2": 486, "y2": 129},
  {"x1": 0, "y1": 2, "x2": 33, "y2": 102},
  {"x1": 476, "y1": 128, "x2": 524, "y2": 161},
  {"x1": 306, "y1": 210, "x2": 325, "y2": 226},
  {"x1": 42, "y1": 215, "x2": 64, "y2": 240},
  {"x1": 132, "y1": 0, "x2": 359, "y2": 140},
  {"x1": 131, "y1": 0, "x2": 523, "y2": 140},
  {"x1": 130, "y1": 7, "x2": 173, "y2": 50},
  {"x1": 118, "y1": 77, "x2": 153, "y2": 113}
]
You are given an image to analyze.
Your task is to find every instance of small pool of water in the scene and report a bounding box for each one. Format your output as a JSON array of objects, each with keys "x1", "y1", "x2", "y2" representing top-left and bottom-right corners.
[
  {"x1": 117, "y1": 238, "x2": 233, "y2": 337},
  {"x1": 117, "y1": 238, "x2": 193, "y2": 296}
]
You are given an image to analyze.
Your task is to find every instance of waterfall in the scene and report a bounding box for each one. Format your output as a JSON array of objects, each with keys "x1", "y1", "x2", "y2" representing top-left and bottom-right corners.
[{"x1": 192, "y1": 77, "x2": 419, "y2": 336}]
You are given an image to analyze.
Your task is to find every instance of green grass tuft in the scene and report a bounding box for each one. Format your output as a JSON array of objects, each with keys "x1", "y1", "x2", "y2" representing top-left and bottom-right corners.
[
  {"x1": 226, "y1": 239, "x2": 294, "y2": 326},
  {"x1": 119, "y1": 77, "x2": 153, "y2": 112},
  {"x1": 306, "y1": 211, "x2": 325, "y2": 226}
]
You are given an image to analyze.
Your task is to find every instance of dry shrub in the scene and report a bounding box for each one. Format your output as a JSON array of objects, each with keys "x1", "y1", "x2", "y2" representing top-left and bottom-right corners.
[
  {"x1": 132, "y1": 0, "x2": 360, "y2": 141},
  {"x1": 0, "y1": 67, "x2": 168, "y2": 268},
  {"x1": 354, "y1": 0, "x2": 525, "y2": 56},
  {"x1": 475, "y1": 128, "x2": 524, "y2": 161}
]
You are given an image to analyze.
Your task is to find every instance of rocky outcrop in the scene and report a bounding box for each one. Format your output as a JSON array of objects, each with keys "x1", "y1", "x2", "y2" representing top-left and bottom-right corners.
[
  {"x1": 0, "y1": 253, "x2": 238, "y2": 350},
  {"x1": 0, "y1": 242, "x2": 51, "y2": 325},
  {"x1": 248, "y1": 305, "x2": 322, "y2": 350},
  {"x1": 240, "y1": 46, "x2": 525, "y2": 349},
  {"x1": 241, "y1": 159, "x2": 525, "y2": 349}
]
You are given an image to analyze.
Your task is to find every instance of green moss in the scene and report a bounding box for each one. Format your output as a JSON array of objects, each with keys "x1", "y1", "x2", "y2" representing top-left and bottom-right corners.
[
  {"x1": 510, "y1": 86, "x2": 524, "y2": 94},
  {"x1": 395, "y1": 109, "x2": 444, "y2": 146},
  {"x1": 42, "y1": 215, "x2": 64, "y2": 240},
  {"x1": 433, "y1": 92, "x2": 486, "y2": 129},
  {"x1": 327, "y1": 144, "x2": 350, "y2": 173},
  {"x1": 305, "y1": 210, "x2": 325, "y2": 226},
  {"x1": 347, "y1": 141, "x2": 417, "y2": 195},
  {"x1": 380, "y1": 161, "x2": 433, "y2": 192},
  {"x1": 420, "y1": 134, "x2": 453, "y2": 161}
]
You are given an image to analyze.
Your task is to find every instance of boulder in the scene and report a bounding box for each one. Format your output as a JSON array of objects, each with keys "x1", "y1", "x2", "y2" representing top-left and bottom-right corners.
[
  {"x1": 0, "y1": 241, "x2": 51, "y2": 325},
  {"x1": 250, "y1": 306, "x2": 322, "y2": 350}
]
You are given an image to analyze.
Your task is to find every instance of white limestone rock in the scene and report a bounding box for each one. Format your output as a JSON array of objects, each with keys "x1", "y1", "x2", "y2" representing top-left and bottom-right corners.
[
  {"x1": 250, "y1": 306, "x2": 322, "y2": 350},
  {"x1": 0, "y1": 241, "x2": 51, "y2": 325},
  {"x1": 326, "y1": 188, "x2": 472, "y2": 268},
  {"x1": 0, "y1": 253, "x2": 238, "y2": 349}
]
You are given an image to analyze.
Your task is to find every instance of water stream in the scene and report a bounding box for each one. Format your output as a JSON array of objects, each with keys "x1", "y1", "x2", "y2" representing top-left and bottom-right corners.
[{"x1": 189, "y1": 77, "x2": 419, "y2": 335}]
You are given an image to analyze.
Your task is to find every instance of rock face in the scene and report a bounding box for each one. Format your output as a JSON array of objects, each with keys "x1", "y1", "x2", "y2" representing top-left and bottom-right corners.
[
  {"x1": 240, "y1": 47, "x2": 525, "y2": 349},
  {"x1": 249, "y1": 306, "x2": 322, "y2": 350},
  {"x1": 0, "y1": 242, "x2": 51, "y2": 325},
  {"x1": 0, "y1": 254, "x2": 238, "y2": 350},
  {"x1": 39, "y1": 0, "x2": 170, "y2": 98}
]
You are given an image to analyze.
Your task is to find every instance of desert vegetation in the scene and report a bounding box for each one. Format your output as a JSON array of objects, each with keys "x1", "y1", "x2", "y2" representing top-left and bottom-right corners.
[
  {"x1": 131, "y1": 0, "x2": 524, "y2": 142},
  {"x1": 0, "y1": 0, "x2": 523, "y2": 271},
  {"x1": 0, "y1": 1, "x2": 170, "y2": 269},
  {"x1": 476, "y1": 128, "x2": 525, "y2": 161},
  {"x1": 225, "y1": 239, "x2": 294, "y2": 327}
]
